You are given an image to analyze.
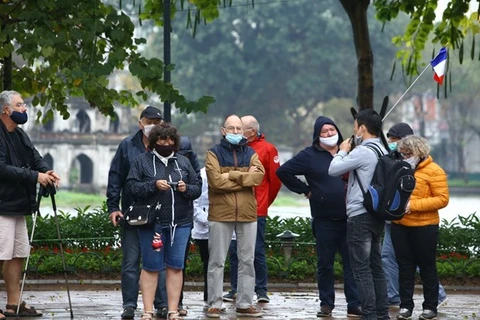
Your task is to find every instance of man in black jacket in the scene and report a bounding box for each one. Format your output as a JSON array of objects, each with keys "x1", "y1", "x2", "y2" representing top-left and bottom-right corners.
[
  {"x1": 106, "y1": 106, "x2": 200, "y2": 319},
  {"x1": 0, "y1": 90, "x2": 60, "y2": 318},
  {"x1": 276, "y1": 116, "x2": 361, "y2": 318}
]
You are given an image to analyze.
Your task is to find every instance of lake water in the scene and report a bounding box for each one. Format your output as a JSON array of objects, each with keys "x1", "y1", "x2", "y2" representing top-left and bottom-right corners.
[
  {"x1": 269, "y1": 195, "x2": 479, "y2": 224},
  {"x1": 40, "y1": 195, "x2": 479, "y2": 225}
]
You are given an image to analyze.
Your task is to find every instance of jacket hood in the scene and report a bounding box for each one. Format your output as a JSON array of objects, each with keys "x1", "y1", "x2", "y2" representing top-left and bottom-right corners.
[{"x1": 312, "y1": 116, "x2": 344, "y2": 145}]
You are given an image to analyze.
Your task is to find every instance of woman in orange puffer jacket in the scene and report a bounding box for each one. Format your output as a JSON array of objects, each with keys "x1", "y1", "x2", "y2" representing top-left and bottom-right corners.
[{"x1": 391, "y1": 135, "x2": 449, "y2": 320}]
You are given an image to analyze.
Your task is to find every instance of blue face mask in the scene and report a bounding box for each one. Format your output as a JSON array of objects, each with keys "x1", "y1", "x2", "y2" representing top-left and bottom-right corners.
[
  {"x1": 388, "y1": 142, "x2": 397, "y2": 151},
  {"x1": 9, "y1": 109, "x2": 28, "y2": 124},
  {"x1": 225, "y1": 133, "x2": 243, "y2": 145}
]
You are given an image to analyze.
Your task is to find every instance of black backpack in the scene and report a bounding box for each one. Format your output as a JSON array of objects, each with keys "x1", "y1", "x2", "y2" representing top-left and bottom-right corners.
[{"x1": 354, "y1": 144, "x2": 416, "y2": 221}]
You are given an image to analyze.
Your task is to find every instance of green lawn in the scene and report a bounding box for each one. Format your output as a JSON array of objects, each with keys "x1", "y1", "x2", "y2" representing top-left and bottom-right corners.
[
  {"x1": 40, "y1": 190, "x2": 308, "y2": 209},
  {"x1": 40, "y1": 191, "x2": 106, "y2": 209},
  {"x1": 447, "y1": 179, "x2": 480, "y2": 187},
  {"x1": 42, "y1": 179, "x2": 476, "y2": 210}
]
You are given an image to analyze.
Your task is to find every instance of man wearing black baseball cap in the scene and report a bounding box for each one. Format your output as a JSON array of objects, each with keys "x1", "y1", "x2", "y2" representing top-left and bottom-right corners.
[
  {"x1": 107, "y1": 105, "x2": 164, "y2": 319},
  {"x1": 107, "y1": 105, "x2": 200, "y2": 319},
  {"x1": 386, "y1": 123, "x2": 414, "y2": 141},
  {"x1": 386, "y1": 123, "x2": 414, "y2": 152},
  {"x1": 140, "y1": 106, "x2": 163, "y2": 120}
]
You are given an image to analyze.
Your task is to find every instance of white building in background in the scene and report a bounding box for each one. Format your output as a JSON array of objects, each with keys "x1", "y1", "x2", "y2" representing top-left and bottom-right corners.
[
  {"x1": 22, "y1": 98, "x2": 137, "y2": 193},
  {"x1": 393, "y1": 92, "x2": 480, "y2": 173},
  {"x1": 22, "y1": 100, "x2": 296, "y2": 194}
]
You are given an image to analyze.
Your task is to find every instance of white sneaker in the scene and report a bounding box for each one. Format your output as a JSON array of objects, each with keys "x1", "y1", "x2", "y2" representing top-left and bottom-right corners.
[{"x1": 438, "y1": 297, "x2": 449, "y2": 308}]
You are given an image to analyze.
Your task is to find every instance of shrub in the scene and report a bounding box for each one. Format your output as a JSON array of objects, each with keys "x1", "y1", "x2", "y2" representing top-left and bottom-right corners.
[{"x1": 22, "y1": 204, "x2": 480, "y2": 282}]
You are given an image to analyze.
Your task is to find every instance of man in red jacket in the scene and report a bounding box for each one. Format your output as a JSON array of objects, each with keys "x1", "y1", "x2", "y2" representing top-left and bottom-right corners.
[{"x1": 223, "y1": 115, "x2": 282, "y2": 303}]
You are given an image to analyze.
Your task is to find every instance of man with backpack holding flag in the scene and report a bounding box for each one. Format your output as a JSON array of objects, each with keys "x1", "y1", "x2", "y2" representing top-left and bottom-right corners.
[{"x1": 328, "y1": 109, "x2": 390, "y2": 320}]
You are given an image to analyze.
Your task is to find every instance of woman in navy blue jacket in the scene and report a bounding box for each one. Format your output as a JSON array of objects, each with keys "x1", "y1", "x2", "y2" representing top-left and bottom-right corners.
[
  {"x1": 125, "y1": 124, "x2": 201, "y2": 320},
  {"x1": 276, "y1": 116, "x2": 361, "y2": 318}
]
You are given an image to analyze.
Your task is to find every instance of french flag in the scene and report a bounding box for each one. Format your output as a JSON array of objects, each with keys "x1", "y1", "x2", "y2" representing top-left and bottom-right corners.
[{"x1": 430, "y1": 47, "x2": 447, "y2": 85}]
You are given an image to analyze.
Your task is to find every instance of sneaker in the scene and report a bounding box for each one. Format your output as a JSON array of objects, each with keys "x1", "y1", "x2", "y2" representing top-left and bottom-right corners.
[
  {"x1": 347, "y1": 306, "x2": 362, "y2": 318},
  {"x1": 156, "y1": 307, "x2": 168, "y2": 319},
  {"x1": 419, "y1": 309, "x2": 437, "y2": 320},
  {"x1": 121, "y1": 307, "x2": 135, "y2": 319},
  {"x1": 223, "y1": 291, "x2": 237, "y2": 302},
  {"x1": 317, "y1": 305, "x2": 333, "y2": 317},
  {"x1": 236, "y1": 306, "x2": 264, "y2": 317},
  {"x1": 257, "y1": 295, "x2": 270, "y2": 303},
  {"x1": 203, "y1": 305, "x2": 226, "y2": 312},
  {"x1": 397, "y1": 308, "x2": 412, "y2": 319},
  {"x1": 438, "y1": 297, "x2": 449, "y2": 308},
  {"x1": 206, "y1": 307, "x2": 222, "y2": 318}
]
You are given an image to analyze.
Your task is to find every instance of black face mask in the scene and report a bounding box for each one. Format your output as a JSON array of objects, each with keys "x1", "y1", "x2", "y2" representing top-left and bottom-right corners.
[
  {"x1": 9, "y1": 110, "x2": 28, "y2": 124},
  {"x1": 154, "y1": 145, "x2": 174, "y2": 157}
]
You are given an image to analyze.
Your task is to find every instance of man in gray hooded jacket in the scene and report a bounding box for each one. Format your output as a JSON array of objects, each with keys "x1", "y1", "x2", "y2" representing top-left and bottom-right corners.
[{"x1": 328, "y1": 109, "x2": 389, "y2": 320}]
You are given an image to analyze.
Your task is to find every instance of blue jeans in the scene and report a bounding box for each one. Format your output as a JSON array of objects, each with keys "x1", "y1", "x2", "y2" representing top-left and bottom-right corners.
[
  {"x1": 382, "y1": 223, "x2": 447, "y2": 305},
  {"x1": 156, "y1": 231, "x2": 192, "y2": 309},
  {"x1": 138, "y1": 224, "x2": 192, "y2": 270},
  {"x1": 312, "y1": 218, "x2": 360, "y2": 310},
  {"x1": 121, "y1": 227, "x2": 141, "y2": 309},
  {"x1": 119, "y1": 226, "x2": 172, "y2": 309},
  {"x1": 347, "y1": 213, "x2": 389, "y2": 320},
  {"x1": 228, "y1": 216, "x2": 268, "y2": 296},
  {"x1": 382, "y1": 223, "x2": 400, "y2": 305}
]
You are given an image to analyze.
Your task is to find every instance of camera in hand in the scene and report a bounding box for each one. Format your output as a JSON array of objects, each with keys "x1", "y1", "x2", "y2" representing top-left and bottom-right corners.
[
  {"x1": 349, "y1": 135, "x2": 356, "y2": 151},
  {"x1": 168, "y1": 181, "x2": 178, "y2": 191}
]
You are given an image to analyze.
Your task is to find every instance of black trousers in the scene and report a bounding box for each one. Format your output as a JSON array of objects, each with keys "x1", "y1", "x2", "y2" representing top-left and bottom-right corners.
[
  {"x1": 391, "y1": 223, "x2": 439, "y2": 313},
  {"x1": 195, "y1": 239, "x2": 209, "y2": 301}
]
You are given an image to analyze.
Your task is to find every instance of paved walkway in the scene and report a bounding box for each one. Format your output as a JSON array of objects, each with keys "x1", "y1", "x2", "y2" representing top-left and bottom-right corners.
[{"x1": 1, "y1": 287, "x2": 478, "y2": 319}]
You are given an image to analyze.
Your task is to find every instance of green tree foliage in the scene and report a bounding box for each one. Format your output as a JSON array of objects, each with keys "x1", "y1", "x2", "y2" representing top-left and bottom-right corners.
[
  {"x1": 431, "y1": 35, "x2": 480, "y2": 178},
  {"x1": 0, "y1": 0, "x2": 214, "y2": 121},
  {"x1": 374, "y1": 0, "x2": 480, "y2": 76},
  {"x1": 143, "y1": 0, "x2": 408, "y2": 147}
]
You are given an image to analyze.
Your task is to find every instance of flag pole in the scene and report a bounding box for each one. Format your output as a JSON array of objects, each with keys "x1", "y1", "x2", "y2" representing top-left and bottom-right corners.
[{"x1": 382, "y1": 64, "x2": 430, "y2": 121}]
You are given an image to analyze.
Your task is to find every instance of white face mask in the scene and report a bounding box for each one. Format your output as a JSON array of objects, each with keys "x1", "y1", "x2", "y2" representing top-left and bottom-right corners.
[
  {"x1": 319, "y1": 134, "x2": 339, "y2": 147},
  {"x1": 404, "y1": 156, "x2": 419, "y2": 169},
  {"x1": 142, "y1": 124, "x2": 156, "y2": 137}
]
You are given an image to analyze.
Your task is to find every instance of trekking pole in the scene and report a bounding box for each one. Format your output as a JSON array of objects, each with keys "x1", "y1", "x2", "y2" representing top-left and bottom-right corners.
[
  {"x1": 16, "y1": 187, "x2": 44, "y2": 318},
  {"x1": 49, "y1": 185, "x2": 74, "y2": 318}
]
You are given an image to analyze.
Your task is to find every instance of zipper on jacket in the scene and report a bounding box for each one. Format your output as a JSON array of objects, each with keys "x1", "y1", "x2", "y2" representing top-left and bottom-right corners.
[{"x1": 233, "y1": 149, "x2": 238, "y2": 221}]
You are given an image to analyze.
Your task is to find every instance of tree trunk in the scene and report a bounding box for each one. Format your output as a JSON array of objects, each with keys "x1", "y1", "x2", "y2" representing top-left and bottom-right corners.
[
  {"x1": 1, "y1": 20, "x2": 12, "y2": 91},
  {"x1": 3, "y1": 54, "x2": 12, "y2": 91},
  {"x1": 338, "y1": 0, "x2": 373, "y2": 110}
]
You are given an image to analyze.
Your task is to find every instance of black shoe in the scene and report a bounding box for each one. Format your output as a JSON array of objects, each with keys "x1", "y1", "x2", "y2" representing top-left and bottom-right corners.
[
  {"x1": 347, "y1": 306, "x2": 362, "y2": 318},
  {"x1": 222, "y1": 291, "x2": 237, "y2": 302},
  {"x1": 419, "y1": 309, "x2": 437, "y2": 320},
  {"x1": 121, "y1": 307, "x2": 135, "y2": 319},
  {"x1": 156, "y1": 307, "x2": 168, "y2": 319},
  {"x1": 257, "y1": 294, "x2": 270, "y2": 303},
  {"x1": 317, "y1": 305, "x2": 333, "y2": 317},
  {"x1": 397, "y1": 308, "x2": 412, "y2": 319}
]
